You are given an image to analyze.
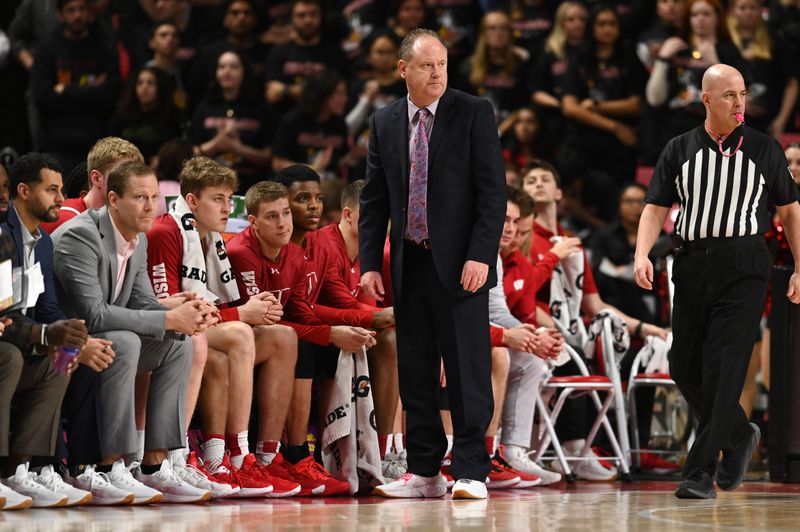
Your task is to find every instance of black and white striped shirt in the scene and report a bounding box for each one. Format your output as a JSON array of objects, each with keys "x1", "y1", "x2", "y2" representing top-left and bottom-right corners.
[{"x1": 646, "y1": 125, "x2": 799, "y2": 241}]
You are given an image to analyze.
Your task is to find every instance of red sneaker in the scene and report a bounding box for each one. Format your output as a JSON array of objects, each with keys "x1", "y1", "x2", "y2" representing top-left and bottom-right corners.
[
  {"x1": 186, "y1": 451, "x2": 240, "y2": 498},
  {"x1": 486, "y1": 458, "x2": 521, "y2": 489},
  {"x1": 639, "y1": 451, "x2": 681, "y2": 474},
  {"x1": 289, "y1": 456, "x2": 351, "y2": 496},
  {"x1": 439, "y1": 465, "x2": 455, "y2": 488},
  {"x1": 492, "y1": 454, "x2": 541, "y2": 488},
  {"x1": 229, "y1": 453, "x2": 273, "y2": 497},
  {"x1": 267, "y1": 454, "x2": 325, "y2": 496},
  {"x1": 204, "y1": 452, "x2": 244, "y2": 496},
  {"x1": 240, "y1": 454, "x2": 301, "y2": 498}
]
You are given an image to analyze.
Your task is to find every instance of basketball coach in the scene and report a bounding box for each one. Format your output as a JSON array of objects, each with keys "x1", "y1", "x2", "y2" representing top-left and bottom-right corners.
[{"x1": 358, "y1": 29, "x2": 506, "y2": 500}]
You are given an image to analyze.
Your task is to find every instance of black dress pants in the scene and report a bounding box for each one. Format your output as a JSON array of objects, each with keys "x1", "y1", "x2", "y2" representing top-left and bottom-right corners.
[
  {"x1": 394, "y1": 243, "x2": 494, "y2": 481},
  {"x1": 669, "y1": 236, "x2": 770, "y2": 478}
]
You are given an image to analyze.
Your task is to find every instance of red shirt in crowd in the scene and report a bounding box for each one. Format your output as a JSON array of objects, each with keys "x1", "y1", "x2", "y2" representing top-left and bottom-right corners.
[
  {"x1": 145, "y1": 214, "x2": 240, "y2": 322},
  {"x1": 227, "y1": 226, "x2": 333, "y2": 345},
  {"x1": 530, "y1": 221, "x2": 597, "y2": 315},
  {"x1": 41, "y1": 197, "x2": 87, "y2": 234}
]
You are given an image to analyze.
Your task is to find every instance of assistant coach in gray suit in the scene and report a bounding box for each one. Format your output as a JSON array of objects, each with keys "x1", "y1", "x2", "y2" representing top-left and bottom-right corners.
[{"x1": 52, "y1": 161, "x2": 213, "y2": 472}]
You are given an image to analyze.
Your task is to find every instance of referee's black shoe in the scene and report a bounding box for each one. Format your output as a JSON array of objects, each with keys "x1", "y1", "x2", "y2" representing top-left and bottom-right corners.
[
  {"x1": 675, "y1": 470, "x2": 716, "y2": 499},
  {"x1": 717, "y1": 423, "x2": 760, "y2": 491}
]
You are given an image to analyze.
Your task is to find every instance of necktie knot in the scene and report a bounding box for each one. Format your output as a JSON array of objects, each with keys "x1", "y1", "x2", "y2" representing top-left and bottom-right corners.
[{"x1": 417, "y1": 108, "x2": 429, "y2": 123}]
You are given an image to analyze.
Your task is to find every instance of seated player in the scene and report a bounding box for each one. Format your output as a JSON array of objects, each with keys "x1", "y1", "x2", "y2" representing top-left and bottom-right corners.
[
  {"x1": 228, "y1": 180, "x2": 376, "y2": 496},
  {"x1": 145, "y1": 156, "x2": 301, "y2": 497}
]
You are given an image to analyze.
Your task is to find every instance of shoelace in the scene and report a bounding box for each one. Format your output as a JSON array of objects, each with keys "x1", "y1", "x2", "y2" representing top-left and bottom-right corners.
[
  {"x1": 110, "y1": 462, "x2": 147, "y2": 488},
  {"x1": 154, "y1": 464, "x2": 186, "y2": 487},
  {"x1": 177, "y1": 464, "x2": 210, "y2": 486},
  {"x1": 82, "y1": 467, "x2": 114, "y2": 492},
  {"x1": 37, "y1": 468, "x2": 69, "y2": 491},
  {"x1": 295, "y1": 459, "x2": 330, "y2": 481},
  {"x1": 17, "y1": 470, "x2": 47, "y2": 490}
]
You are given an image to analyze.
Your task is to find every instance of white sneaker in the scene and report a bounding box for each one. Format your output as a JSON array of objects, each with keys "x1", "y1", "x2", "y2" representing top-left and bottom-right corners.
[
  {"x1": 398, "y1": 449, "x2": 408, "y2": 471},
  {"x1": 381, "y1": 452, "x2": 407, "y2": 480},
  {"x1": 550, "y1": 449, "x2": 617, "y2": 481},
  {"x1": 451, "y1": 479, "x2": 488, "y2": 499},
  {"x1": 373, "y1": 473, "x2": 447, "y2": 498},
  {"x1": 173, "y1": 461, "x2": 238, "y2": 499},
  {"x1": 35, "y1": 465, "x2": 92, "y2": 507},
  {"x1": 503, "y1": 445, "x2": 562, "y2": 485},
  {"x1": 134, "y1": 459, "x2": 211, "y2": 503},
  {"x1": 0, "y1": 482, "x2": 32, "y2": 510},
  {"x1": 2, "y1": 463, "x2": 67, "y2": 507},
  {"x1": 107, "y1": 460, "x2": 163, "y2": 505},
  {"x1": 64, "y1": 464, "x2": 134, "y2": 506}
]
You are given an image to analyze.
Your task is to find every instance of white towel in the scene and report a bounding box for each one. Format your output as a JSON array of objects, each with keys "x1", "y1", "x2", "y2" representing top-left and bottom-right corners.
[
  {"x1": 549, "y1": 241, "x2": 587, "y2": 347},
  {"x1": 584, "y1": 309, "x2": 630, "y2": 365},
  {"x1": 641, "y1": 333, "x2": 673, "y2": 375},
  {"x1": 320, "y1": 348, "x2": 384, "y2": 494},
  {"x1": 169, "y1": 195, "x2": 239, "y2": 304}
]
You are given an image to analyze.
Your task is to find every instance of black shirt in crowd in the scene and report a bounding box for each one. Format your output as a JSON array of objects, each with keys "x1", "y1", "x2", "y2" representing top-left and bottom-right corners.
[
  {"x1": 510, "y1": 2, "x2": 553, "y2": 56},
  {"x1": 272, "y1": 109, "x2": 349, "y2": 178},
  {"x1": 265, "y1": 39, "x2": 348, "y2": 109},
  {"x1": 646, "y1": 125, "x2": 799, "y2": 241}
]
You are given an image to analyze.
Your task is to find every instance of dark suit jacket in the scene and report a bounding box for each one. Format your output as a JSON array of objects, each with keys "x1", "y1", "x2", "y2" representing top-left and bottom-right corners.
[
  {"x1": 359, "y1": 88, "x2": 506, "y2": 297},
  {"x1": 2, "y1": 202, "x2": 67, "y2": 325},
  {"x1": 0, "y1": 227, "x2": 37, "y2": 354}
]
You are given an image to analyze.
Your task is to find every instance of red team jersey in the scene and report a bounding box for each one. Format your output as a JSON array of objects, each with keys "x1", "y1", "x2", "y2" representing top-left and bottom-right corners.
[
  {"x1": 309, "y1": 223, "x2": 375, "y2": 308},
  {"x1": 530, "y1": 222, "x2": 597, "y2": 315},
  {"x1": 501, "y1": 249, "x2": 558, "y2": 326},
  {"x1": 41, "y1": 197, "x2": 87, "y2": 234},
  {"x1": 227, "y1": 226, "x2": 333, "y2": 345},
  {"x1": 146, "y1": 214, "x2": 239, "y2": 322}
]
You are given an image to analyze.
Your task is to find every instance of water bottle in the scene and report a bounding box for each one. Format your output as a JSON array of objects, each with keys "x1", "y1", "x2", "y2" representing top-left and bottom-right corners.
[{"x1": 53, "y1": 346, "x2": 79, "y2": 375}]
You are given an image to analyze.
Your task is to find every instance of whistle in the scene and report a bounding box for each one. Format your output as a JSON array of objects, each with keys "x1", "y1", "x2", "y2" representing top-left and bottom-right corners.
[{"x1": 735, "y1": 112, "x2": 744, "y2": 123}]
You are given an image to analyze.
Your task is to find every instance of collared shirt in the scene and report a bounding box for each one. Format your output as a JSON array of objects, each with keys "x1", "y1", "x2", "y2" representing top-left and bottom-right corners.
[
  {"x1": 18, "y1": 214, "x2": 42, "y2": 272},
  {"x1": 407, "y1": 95, "x2": 440, "y2": 152},
  {"x1": 109, "y1": 214, "x2": 139, "y2": 301}
]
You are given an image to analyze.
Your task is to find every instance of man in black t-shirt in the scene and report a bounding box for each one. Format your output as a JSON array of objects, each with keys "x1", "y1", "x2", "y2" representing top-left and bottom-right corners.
[
  {"x1": 264, "y1": 0, "x2": 346, "y2": 111},
  {"x1": 634, "y1": 64, "x2": 800, "y2": 499}
]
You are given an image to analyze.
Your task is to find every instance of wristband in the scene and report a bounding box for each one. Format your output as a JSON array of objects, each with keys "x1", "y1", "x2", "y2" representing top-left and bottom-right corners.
[
  {"x1": 41, "y1": 323, "x2": 48, "y2": 346},
  {"x1": 654, "y1": 56, "x2": 670, "y2": 64},
  {"x1": 634, "y1": 321, "x2": 643, "y2": 337}
]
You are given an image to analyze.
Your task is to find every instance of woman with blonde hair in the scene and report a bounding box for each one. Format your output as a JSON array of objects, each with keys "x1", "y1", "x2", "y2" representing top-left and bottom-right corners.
[
  {"x1": 459, "y1": 11, "x2": 530, "y2": 123},
  {"x1": 728, "y1": 0, "x2": 798, "y2": 137}
]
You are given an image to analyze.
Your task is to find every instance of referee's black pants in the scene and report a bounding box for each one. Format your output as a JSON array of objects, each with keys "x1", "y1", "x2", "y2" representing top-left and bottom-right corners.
[
  {"x1": 669, "y1": 236, "x2": 770, "y2": 479},
  {"x1": 394, "y1": 243, "x2": 494, "y2": 482}
]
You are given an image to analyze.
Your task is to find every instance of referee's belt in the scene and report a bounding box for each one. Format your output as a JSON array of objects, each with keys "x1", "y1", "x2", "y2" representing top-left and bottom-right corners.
[
  {"x1": 405, "y1": 238, "x2": 432, "y2": 250},
  {"x1": 673, "y1": 234, "x2": 764, "y2": 253}
]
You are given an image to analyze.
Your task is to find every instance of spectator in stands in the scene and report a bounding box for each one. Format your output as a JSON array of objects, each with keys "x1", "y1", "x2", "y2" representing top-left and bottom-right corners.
[
  {"x1": 109, "y1": 67, "x2": 183, "y2": 162},
  {"x1": 727, "y1": 0, "x2": 799, "y2": 138},
  {"x1": 52, "y1": 160, "x2": 215, "y2": 504},
  {"x1": 272, "y1": 69, "x2": 354, "y2": 180},
  {"x1": 264, "y1": 0, "x2": 347, "y2": 110},
  {"x1": 787, "y1": 141, "x2": 800, "y2": 186},
  {"x1": 559, "y1": 3, "x2": 646, "y2": 223},
  {"x1": 227, "y1": 179, "x2": 372, "y2": 496},
  {"x1": 145, "y1": 156, "x2": 301, "y2": 498},
  {"x1": 145, "y1": 20, "x2": 190, "y2": 114},
  {"x1": 637, "y1": 0, "x2": 685, "y2": 70},
  {"x1": 191, "y1": 0, "x2": 270, "y2": 101},
  {"x1": 509, "y1": 0, "x2": 553, "y2": 56},
  {"x1": 336, "y1": 0, "x2": 387, "y2": 62},
  {"x1": 152, "y1": 138, "x2": 193, "y2": 215},
  {"x1": 458, "y1": 11, "x2": 531, "y2": 123},
  {"x1": 530, "y1": 1, "x2": 588, "y2": 143},
  {"x1": 40, "y1": 137, "x2": 144, "y2": 234},
  {"x1": 191, "y1": 50, "x2": 275, "y2": 192},
  {"x1": 645, "y1": 0, "x2": 748, "y2": 153},
  {"x1": 768, "y1": 0, "x2": 800, "y2": 60},
  {"x1": 500, "y1": 106, "x2": 551, "y2": 173},
  {"x1": 30, "y1": 0, "x2": 119, "y2": 173},
  {"x1": 388, "y1": 0, "x2": 428, "y2": 40}
]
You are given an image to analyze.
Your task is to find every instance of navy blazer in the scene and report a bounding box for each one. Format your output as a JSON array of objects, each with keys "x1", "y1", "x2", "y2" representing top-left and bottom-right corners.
[
  {"x1": 2, "y1": 202, "x2": 67, "y2": 324},
  {"x1": 358, "y1": 88, "x2": 506, "y2": 297}
]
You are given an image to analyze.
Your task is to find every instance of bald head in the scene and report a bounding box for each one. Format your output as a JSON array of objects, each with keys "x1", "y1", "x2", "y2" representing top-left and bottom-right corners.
[
  {"x1": 702, "y1": 63, "x2": 746, "y2": 134},
  {"x1": 702, "y1": 64, "x2": 744, "y2": 93}
]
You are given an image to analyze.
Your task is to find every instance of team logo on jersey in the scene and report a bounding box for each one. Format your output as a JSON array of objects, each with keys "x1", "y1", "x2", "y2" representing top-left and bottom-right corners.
[{"x1": 513, "y1": 279, "x2": 524, "y2": 291}]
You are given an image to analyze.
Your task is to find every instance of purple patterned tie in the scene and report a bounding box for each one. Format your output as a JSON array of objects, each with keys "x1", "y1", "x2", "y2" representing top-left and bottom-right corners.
[{"x1": 407, "y1": 108, "x2": 430, "y2": 243}]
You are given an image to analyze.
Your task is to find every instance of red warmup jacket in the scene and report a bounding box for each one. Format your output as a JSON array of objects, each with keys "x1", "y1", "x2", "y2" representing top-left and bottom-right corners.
[
  {"x1": 501, "y1": 249, "x2": 558, "y2": 326},
  {"x1": 530, "y1": 222, "x2": 597, "y2": 315},
  {"x1": 309, "y1": 223, "x2": 376, "y2": 307},
  {"x1": 146, "y1": 214, "x2": 240, "y2": 321},
  {"x1": 227, "y1": 226, "x2": 332, "y2": 345}
]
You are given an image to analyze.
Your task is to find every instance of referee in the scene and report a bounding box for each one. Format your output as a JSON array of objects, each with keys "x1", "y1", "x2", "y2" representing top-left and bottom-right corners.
[{"x1": 634, "y1": 64, "x2": 800, "y2": 499}]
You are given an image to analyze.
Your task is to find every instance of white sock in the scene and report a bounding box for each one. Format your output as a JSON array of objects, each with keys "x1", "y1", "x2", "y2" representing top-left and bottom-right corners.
[
  {"x1": 393, "y1": 433, "x2": 405, "y2": 453},
  {"x1": 203, "y1": 437, "x2": 225, "y2": 471},
  {"x1": 137, "y1": 430, "x2": 145, "y2": 462},
  {"x1": 229, "y1": 431, "x2": 249, "y2": 469},
  {"x1": 445, "y1": 434, "x2": 454, "y2": 457}
]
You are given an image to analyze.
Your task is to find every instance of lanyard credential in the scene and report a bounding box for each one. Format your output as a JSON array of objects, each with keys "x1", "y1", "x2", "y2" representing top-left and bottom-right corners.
[{"x1": 704, "y1": 113, "x2": 745, "y2": 158}]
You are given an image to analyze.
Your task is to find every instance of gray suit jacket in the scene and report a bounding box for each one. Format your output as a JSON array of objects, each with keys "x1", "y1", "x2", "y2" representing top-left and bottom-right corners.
[{"x1": 51, "y1": 207, "x2": 168, "y2": 340}]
